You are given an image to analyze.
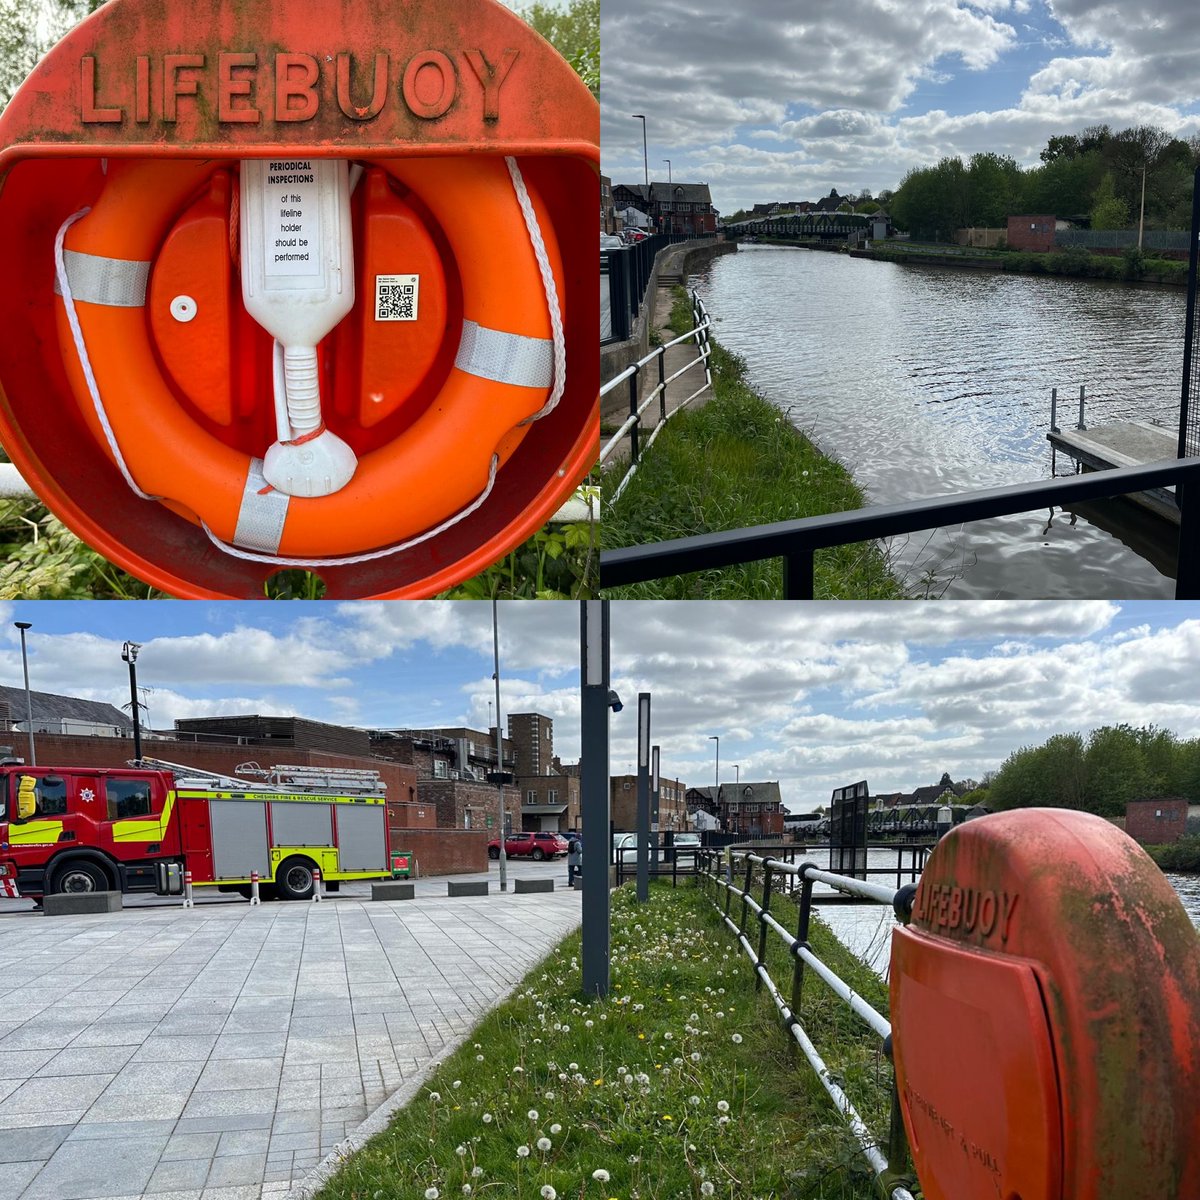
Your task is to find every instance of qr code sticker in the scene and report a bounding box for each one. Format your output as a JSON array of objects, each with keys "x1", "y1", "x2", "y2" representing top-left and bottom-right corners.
[{"x1": 375, "y1": 274, "x2": 419, "y2": 321}]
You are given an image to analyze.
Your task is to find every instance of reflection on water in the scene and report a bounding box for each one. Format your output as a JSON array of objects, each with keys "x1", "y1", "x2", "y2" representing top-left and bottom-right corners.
[{"x1": 692, "y1": 246, "x2": 1185, "y2": 598}]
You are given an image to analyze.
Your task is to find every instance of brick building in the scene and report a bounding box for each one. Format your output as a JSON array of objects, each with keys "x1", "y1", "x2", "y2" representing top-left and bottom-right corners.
[
  {"x1": 1125, "y1": 797, "x2": 1189, "y2": 844},
  {"x1": 1007, "y1": 214, "x2": 1056, "y2": 253},
  {"x1": 610, "y1": 773, "x2": 689, "y2": 833},
  {"x1": 611, "y1": 181, "x2": 718, "y2": 236},
  {"x1": 716, "y1": 781, "x2": 785, "y2": 837}
]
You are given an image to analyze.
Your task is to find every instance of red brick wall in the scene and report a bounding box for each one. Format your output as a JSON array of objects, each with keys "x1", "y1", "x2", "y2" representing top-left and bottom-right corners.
[
  {"x1": 15, "y1": 735, "x2": 411, "y2": 796},
  {"x1": 387, "y1": 801, "x2": 437, "y2": 832},
  {"x1": 389, "y1": 829, "x2": 488, "y2": 876},
  {"x1": 1006, "y1": 215, "x2": 1056, "y2": 252},
  {"x1": 1125, "y1": 798, "x2": 1188, "y2": 843}
]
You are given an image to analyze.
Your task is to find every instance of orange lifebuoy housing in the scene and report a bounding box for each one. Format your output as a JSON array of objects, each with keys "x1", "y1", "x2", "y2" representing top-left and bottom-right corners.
[{"x1": 53, "y1": 154, "x2": 563, "y2": 560}]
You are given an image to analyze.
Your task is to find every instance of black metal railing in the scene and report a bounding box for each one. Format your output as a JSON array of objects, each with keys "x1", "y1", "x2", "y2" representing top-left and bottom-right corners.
[
  {"x1": 699, "y1": 849, "x2": 918, "y2": 1200},
  {"x1": 613, "y1": 844, "x2": 701, "y2": 886},
  {"x1": 1179, "y1": 166, "x2": 1200, "y2": 459},
  {"x1": 600, "y1": 291, "x2": 712, "y2": 501},
  {"x1": 601, "y1": 233, "x2": 717, "y2": 346},
  {"x1": 601, "y1": 455, "x2": 1200, "y2": 598}
]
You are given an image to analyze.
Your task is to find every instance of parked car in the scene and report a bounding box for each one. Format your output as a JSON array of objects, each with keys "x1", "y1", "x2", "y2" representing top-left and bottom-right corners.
[
  {"x1": 623, "y1": 229, "x2": 648, "y2": 243},
  {"x1": 488, "y1": 831, "x2": 569, "y2": 860},
  {"x1": 673, "y1": 832, "x2": 701, "y2": 849},
  {"x1": 600, "y1": 233, "x2": 624, "y2": 250}
]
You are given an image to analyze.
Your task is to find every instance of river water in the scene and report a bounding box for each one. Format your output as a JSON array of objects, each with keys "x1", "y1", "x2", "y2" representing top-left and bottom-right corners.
[{"x1": 691, "y1": 245, "x2": 1187, "y2": 598}]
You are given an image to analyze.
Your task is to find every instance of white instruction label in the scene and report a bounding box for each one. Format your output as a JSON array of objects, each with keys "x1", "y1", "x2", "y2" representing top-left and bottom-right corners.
[
  {"x1": 375, "y1": 274, "x2": 420, "y2": 321},
  {"x1": 265, "y1": 159, "x2": 321, "y2": 278}
]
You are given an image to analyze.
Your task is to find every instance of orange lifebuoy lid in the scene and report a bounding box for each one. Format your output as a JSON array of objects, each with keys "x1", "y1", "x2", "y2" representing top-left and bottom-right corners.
[
  {"x1": 890, "y1": 808, "x2": 1200, "y2": 1200},
  {"x1": 0, "y1": 0, "x2": 597, "y2": 598}
]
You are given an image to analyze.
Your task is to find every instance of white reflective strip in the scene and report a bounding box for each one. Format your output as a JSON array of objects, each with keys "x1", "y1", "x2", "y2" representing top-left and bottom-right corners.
[
  {"x1": 52, "y1": 249, "x2": 150, "y2": 307},
  {"x1": 233, "y1": 459, "x2": 290, "y2": 553},
  {"x1": 454, "y1": 319, "x2": 553, "y2": 388}
]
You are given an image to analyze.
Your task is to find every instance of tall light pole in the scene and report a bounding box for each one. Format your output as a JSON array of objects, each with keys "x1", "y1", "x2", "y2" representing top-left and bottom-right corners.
[
  {"x1": 580, "y1": 600, "x2": 614, "y2": 997},
  {"x1": 122, "y1": 641, "x2": 142, "y2": 761},
  {"x1": 734, "y1": 764, "x2": 740, "y2": 786},
  {"x1": 13, "y1": 622, "x2": 34, "y2": 766},
  {"x1": 631, "y1": 114, "x2": 648, "y2": 191},
  {"x1": 651, "y1": 744, "x2": 660, "y2": 857},
  {"x1": 636, "y1": 693, "x2": 650, "y2": 902},
  {"x1": 1138, "y1": 163, "x2": 1147, "y2": 251},
  {"x1": 663, "y1": 159, "x2": 671, "y2": 188},
  {"x1": 491, "y1": 600, "x2": 509, "y2": 893},
  {"x1": 708, "y1": 734, "x2": 719, "y2": 829}
]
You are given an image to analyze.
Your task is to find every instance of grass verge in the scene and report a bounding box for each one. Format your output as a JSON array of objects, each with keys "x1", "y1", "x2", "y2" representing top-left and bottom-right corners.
[
  {"x1": 314, "y1": 880, "x2": 896, "y2": 1200},
  {"x1": 601, "y1": 290, "x2": 902, "y2": 600},
  {"x1": 1145, "y1": 835, "x2": 1200, "y2": 873}
]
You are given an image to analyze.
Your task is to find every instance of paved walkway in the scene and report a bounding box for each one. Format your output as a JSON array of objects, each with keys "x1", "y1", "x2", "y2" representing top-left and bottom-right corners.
[{"x1": 0, "y1": 861, "x2": 580, "y2": 1200}]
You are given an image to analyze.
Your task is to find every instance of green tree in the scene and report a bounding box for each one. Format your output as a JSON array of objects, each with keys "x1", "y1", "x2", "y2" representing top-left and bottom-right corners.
[
  {"x1": 1083, "y1": 725, "x2": 1152, "y2": 817},
  {"x1": 988, "y1": 733, "x2": 1086, "y2": 811},
  {"x1": 0, "y1": 0, "x2": 104, "y2": 109},
  {"x1": 525, "y1": 0, "x2": 597, "y2": 98},
  {"x1": 965, "y1": 152, "x2": 1024, "y2": 226},
  {"x1": 1090, "y1": 172, "x2": 1128, "y2": 230}
]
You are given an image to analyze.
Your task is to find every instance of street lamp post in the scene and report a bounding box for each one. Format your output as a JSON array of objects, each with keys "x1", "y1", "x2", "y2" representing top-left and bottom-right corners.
[
  {"x1": 663, "y1": 159, "x2": 671, "y2": 188},
  {"x1": 491, "y1": 599, "x2": 509, "y2": 893},
  {"x1": 631, "y1": 114, "x2": 648, "y2": 191},
  {"x1": 734, "y1": 764, "x2": 740, "y2": 786},
  {"x1": 580, "y1": 600, "x2": 614, "y2": 997},
  {"x1": 636, "y1": 693, "x2": 650, "y2": 902},
  {"x1": 122, "y1": 642, "x2": 142, "y2": 761},
  {"x1": 651, "y1": 744, "x2": 660, "y2": 861},
  {"x1": 13, "y1": 622, "x2": 34, "y2": 766}
]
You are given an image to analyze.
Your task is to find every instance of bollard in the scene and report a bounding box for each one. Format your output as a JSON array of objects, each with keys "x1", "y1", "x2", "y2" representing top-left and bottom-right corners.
[
  {"x1": 249, "y1": 869, "x2": 260, "y2": 906},
  {"x1": 312, "y1": 867, "x2": 323, "y2": 903},
  {"x1": 182, "y1": 868, "x2": 194, "y2": 909}
]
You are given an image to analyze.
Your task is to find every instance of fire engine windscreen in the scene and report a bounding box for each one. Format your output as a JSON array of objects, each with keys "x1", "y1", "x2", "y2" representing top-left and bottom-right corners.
[{"x1": 240, "y1": 157, "x2": 356, "y2": 497}]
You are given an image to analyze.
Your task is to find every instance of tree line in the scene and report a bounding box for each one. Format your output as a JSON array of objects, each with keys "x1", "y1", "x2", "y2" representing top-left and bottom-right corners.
[
  {"x1": 890, "y1": 125, "x2": 1200, "y2": 241},
  {"x1": 971, "y1": 723, "x2": 1200, "y2": 819}
]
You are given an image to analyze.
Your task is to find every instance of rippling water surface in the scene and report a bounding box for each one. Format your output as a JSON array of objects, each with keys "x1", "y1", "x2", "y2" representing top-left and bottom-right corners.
[{"x1": 692, "y1": 246, "x2": 1186, "y2": 597}]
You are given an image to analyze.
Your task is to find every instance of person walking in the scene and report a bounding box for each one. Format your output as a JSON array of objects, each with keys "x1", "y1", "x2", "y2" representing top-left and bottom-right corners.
[{"x1": 567, "y1": 836, "x2": 582, "y2": 887}]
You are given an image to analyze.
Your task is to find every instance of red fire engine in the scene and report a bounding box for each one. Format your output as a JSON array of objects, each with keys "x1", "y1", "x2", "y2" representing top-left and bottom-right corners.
[{"x1": 0, "y1": 758, "x2": 392, "y2": 901}]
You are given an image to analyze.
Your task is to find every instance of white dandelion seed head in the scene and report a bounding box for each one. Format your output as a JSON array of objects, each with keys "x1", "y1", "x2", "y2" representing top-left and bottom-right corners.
[
  {"x1": 425, "y1": 1190, "x2": 440, "y2": 1200},
  {"x1": 540, "y1": 1188, "x2": 557, "y2": 1200},
  {"x1": 731, "y1": 1033, "x2": 743, "y2": 1044},
  {"x1": 517, "y1": 1145, "x2": 531, "y2": 1158},
  {"x1": 482, "y1": 1113, "x2": 493, "y2": 1124},
  {"x1": 471, "y1": 1166, "x2": 483, "y2": 1178},
  {"x1": 537, "y1": 1137, "x2": 551, "y2": 1151},
  {"x1": 592, "y1": 1169, "x2": 611, "y2": 1183},
  {"x1": 456, "y1": 1145, "x2": 467, "y2": 1156},
  {"x1": 528, "y1": 1109, "x2": 539, "y2": 1121},
  {"x1": 689, "y1": 1095, "x2": 701, "y2": 1106},
  {"x1": 550, "y1": 1123, "x2": 562, "y2": 1134}
]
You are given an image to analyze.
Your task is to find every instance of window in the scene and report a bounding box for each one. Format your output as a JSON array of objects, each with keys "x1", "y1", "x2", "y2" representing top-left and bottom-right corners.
[
  {"x1": 10, "y1": 774, "x2": 67, "y2": 820},
  {"x1": 106, "y1": 777, "x2": 152, "y2": 821},
  {"x1": 526, "y1": 790, "x2": 537, "y2": 803},
  {"x1": 548, "y1": 790, "x2": 558, "y2": 803}
]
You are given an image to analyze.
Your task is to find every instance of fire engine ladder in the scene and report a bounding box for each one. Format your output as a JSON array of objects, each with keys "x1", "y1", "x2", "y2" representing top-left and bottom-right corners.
[
  {"x1": 234, "y1": 763, "x2": 387, "y2": 795},
  {"x1": 128, "y1": 757, "x2": 281, "y2": 792}
]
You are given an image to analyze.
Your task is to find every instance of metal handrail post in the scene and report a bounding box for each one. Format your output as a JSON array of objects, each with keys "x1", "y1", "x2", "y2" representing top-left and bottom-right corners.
[
  {"x1": 628, "y1": 369, "x2": 640, "y2": 463},
  {"x1": 1177, "y1": 468, "x2": 1200, "y2": 599},
  {"x1": 658, "y1": 351, "x2": 667, "y2": 426},
  {"x1": 738, "y1": 856, "x2": 753, "y2": 936},
  {"x1": 755, "y1": 861, "x2": 774, "y2": 991},
  {"x1": 784, "y1": 550, "x2": 816, "y2": 600}
]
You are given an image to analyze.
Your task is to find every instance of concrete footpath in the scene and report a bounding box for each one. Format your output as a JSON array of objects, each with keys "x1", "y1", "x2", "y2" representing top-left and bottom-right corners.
[{"x1": 0, "y1": 860, "x2": 580, "y2": 1200}]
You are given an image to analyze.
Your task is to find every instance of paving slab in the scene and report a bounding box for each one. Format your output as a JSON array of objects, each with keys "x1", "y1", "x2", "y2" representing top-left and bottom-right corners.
[{"x1": 0, "y1": 859, "x2": 579, "y2": 1199}]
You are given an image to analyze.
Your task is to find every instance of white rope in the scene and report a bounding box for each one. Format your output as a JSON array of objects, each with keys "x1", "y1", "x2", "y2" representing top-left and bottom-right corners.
[
  {"x1": 54, "y1": 208, "x2": 159, "y2": 503},
  {"x1": 52, "y1": 153, "x2": 572, "y2": 572},
  {"x1": 199, "y1": 454, "x2": 499, "y2": 567},
  {"x1": 505, "y1": 155, "x2": 567, "y2": 423}
]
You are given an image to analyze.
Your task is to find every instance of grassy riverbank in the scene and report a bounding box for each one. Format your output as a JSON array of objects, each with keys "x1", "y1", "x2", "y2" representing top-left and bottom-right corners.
[
  {"x1": 315, "y1": 882, "x2": 896, "y2": 1200},
  {"x1": 864, "y1": 241, "x2": 1187, "y2": 286},
  {"x1": 602, "y1": 290, "x2": 902, "y2": 600},
  {"x1": 1146, "y1": 836, "x2": 1200, "y2": 873}
]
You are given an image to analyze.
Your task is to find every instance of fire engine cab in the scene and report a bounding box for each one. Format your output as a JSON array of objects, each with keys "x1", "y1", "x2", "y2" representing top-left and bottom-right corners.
[{"x1": 0, "y1": 758, "x2": 391, "y2": 901}]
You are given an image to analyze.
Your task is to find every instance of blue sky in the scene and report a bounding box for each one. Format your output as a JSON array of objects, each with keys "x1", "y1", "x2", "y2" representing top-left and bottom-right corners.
[
  {"x1": 600, "y1": 0, "x2": 1200, "y2": 214},
  {"x1": 4, "y1": 600, "x2": 1200, "y2": 813}
]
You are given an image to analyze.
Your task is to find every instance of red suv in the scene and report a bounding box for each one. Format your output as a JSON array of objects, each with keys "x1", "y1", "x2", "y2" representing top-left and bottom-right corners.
[{"x1": 488, "y1": 831, "x2": 569, "y2": 860}]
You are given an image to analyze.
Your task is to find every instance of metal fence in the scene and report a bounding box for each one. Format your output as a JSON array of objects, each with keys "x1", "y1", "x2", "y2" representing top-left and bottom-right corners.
[
  {"x1": 1056, "y1": 228, "x2": 1191, "y2": 252},
  {"x1": 699, "y1": 849, "x2": 919, "y2": 1200},
  {"x1": 601, "y1": 234, "x2": 716, "y2": 345},
  {"x1": 600, "y1": 453, "x2": 1200, "y2": 597},
  {"x1": 600, "y1": 291, "x2": 712, "y2": 504},
  {"x1": 613, "y1": 844, "x2": 701, "y2": 886},
  {"x1": 1180, "y1": 167, "x2": 1200, "y2": 459}
]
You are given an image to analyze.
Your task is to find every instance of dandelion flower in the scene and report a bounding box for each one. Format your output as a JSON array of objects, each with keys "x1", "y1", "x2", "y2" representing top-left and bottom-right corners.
[
  {"x1": 462, "y1": 1188, "x2": 472, "y2": 1196},
  {"x1": 429, "y1": 1092, "x2": 441, "y2": 1102},
  {"x1": 456, "y1": 1145, "x2": 467, "y2": 1156},
  {"x1": 482, "y1": 1113, "x2": 493, "y2": 1124},
  {"x1": 550, "y1": 1123, "x2": 562, "y2": 1134},
  {"x1": 690, "y1": 1052, "x2": 702, "y2": 1063},
  {"x1": 701, "y1": 1183, "x2": 715, "y2": 1196},
  {"x1": 425, "y1": 1190, "x2": 440, "y2": 1200},
  {"x1": 717, "y1": 1100, "x2": 730, "y2": 1113},
  {"x1": 541, "y1": 1188, "x2": 557, "y2": 1199},
  {"x1": 517, "y1": 1145, "x2": 531, "y2": 1158},
  {"x1": 689, "y1": 1095, "x2": 701, "y2": 1106},
  {"x1": 528, "y1": 1109, "x2": 539, "y2": 1121},
  {"x1": 471, "y1": 1166, "x2": 484, "y2": 1178},
  {"x1": 537, "y1": 1137, "x2": 552, "y2": 1152}
]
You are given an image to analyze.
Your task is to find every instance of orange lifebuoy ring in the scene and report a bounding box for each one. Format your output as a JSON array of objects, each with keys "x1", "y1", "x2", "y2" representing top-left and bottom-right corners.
[{"x1": 54, "y1": 155, "x2": 563, "y2": 560}]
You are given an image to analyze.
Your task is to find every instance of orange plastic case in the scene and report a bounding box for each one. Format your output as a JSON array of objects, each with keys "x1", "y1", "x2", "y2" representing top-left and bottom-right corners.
[
  {"x1": 890, "y1": 809, "x2": 1200, "y2": 1200},
  {"x1": 0, "y1": 0, "x2": 598, "y2": 598}
]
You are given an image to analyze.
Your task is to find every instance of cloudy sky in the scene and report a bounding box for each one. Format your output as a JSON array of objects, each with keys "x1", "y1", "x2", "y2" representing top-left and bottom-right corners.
[
  {"x1": 4, "y1": 600, "x2": 1200, "y2": 812},
  {"x1": 600, "y1": 0, "x2": 1200, "y2": 214}
]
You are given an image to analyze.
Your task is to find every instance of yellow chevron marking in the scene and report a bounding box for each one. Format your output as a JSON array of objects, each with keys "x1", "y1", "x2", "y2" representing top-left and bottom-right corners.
[{"x1": 111, "y1": 789, "x2": 177, "y2": 843}]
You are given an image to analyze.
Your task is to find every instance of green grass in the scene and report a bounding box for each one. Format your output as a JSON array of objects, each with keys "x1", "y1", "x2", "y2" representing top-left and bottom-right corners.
[
  {"x1": 0, "y1": 491, "x2": 598, "y2": 600},
  {"x1": 601, "y1": 292, "x2": 902, "y2": 600},
  {"x1": 314, "y1": 881, "x2": 898, "y2": 1200}
]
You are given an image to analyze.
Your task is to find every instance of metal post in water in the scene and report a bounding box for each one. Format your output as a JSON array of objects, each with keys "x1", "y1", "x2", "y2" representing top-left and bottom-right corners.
[
  {"x1": 1050, "y1": 387, "x2": 1058, "y2": 434},
  {"x1": 1077, "y1": 384, "x2": 1086, "y2": 431}
]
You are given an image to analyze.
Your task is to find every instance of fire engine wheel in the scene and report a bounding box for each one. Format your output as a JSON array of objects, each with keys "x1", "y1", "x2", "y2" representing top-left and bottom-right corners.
[
  {"x1": 532, "y1": 848, "x2": 545, "y2": 861},
  {"x1": 50, "y1": 859, "x2": 110, "y2": 894},
  {"x1": 275, "y1": 857, "x2": 316, "y2": 901},
  {"x1": 488, "y1": 847, "x2": 500, "y2": 860}
]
